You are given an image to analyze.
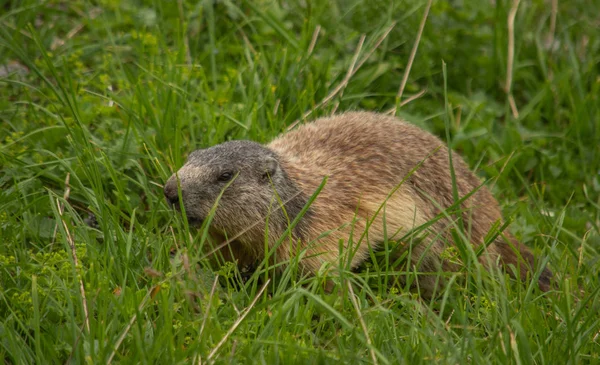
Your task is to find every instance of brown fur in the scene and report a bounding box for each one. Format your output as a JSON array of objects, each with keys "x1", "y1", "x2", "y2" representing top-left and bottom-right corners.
[{"x1": 165, "y1": 111, "x2": 552, "y2": 294}]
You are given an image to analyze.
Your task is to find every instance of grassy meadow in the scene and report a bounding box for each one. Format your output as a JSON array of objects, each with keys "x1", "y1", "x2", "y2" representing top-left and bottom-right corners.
[{"x1": 1, "y1": 0, "x2": 600, "y2": 363}]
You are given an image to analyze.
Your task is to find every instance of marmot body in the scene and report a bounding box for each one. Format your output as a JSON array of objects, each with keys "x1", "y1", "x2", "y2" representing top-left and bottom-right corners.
[{"x1": 164, "y1": 111, "x2": 551, "y2": 294}]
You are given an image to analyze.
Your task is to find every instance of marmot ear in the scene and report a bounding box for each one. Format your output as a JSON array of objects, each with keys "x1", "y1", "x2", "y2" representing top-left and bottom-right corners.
[{"x1": 261, "y1": 156, "x2": 279, "y2": 182}]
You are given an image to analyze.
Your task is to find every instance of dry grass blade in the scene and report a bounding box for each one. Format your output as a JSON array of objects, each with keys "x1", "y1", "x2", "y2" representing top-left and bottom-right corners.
[
  {"x1": 51, "y1": 172, "x2": 73, "y2": 248},
  {"x1": 178, "y1": 0, "x2": 192, "y2": 64},
  {"x1": 347, "y1": 281, "x2": 378, "y2": 365},
  {"x1": 1, "y1": 21, "x2": 33, "y2": 39},
  {"x1": 50, "y1": 8, "x2": 102, "y2": 50},
  {"x1": 332, "y1": 34, "x2": 366, "y2": 115},
  {"x1": 392, "y1": 0, "x2": 433, "y2": 115},
  {"x1": 385, "y1": 89, "x2": 427, "y2": 115},
  {"x1": 57, "y1": 202, "x2": 91, "y2": 332},
  {"x1": 55, "y1": 173, "x2": 90, "y2": 334},
  {"x1": 307, "y1": 25, "x2": 321, "y2": 57},
  {"x1": 288, "y1": 22, "x2": 397, "y2": 130},
  {"x1": 546, "y1": 0, "x2": 558, "y2": 49},
  {"x1": 239, "y1": 29, "x2": 257, "y2": 56},
  {"x1": 351, "y1": 22, "x2": 397, "y2": 74},
  {"x1": 300, "y1": 34, "x2": 366, "y2": 121},
  {"x1": 206, "y1": 279, "x2": 271, "y2": 362},
  {"x1": 505, "y1": 0, "x2": 521, "y2": 118}
]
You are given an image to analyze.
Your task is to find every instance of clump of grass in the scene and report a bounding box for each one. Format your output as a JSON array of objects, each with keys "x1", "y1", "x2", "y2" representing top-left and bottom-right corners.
[{"x1": 1, "y1": 0, "x2": 599, "y2": 363}]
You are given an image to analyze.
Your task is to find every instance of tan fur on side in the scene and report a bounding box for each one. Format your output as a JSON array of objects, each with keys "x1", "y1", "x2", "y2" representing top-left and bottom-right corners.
[{"x1": 165, "y1": 111, "x2": 552, "y2": 295}]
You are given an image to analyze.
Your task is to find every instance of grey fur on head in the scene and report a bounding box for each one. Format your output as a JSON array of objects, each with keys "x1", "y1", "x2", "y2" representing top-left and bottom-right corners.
[{"x1": 164, "y1": 140, "x2": 307, "y2": 241}]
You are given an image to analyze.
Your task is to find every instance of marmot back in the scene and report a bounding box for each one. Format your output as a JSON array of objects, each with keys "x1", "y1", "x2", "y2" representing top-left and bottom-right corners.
[{"x1": 165, "y1": 111, "x2": 552, "y2": 295}]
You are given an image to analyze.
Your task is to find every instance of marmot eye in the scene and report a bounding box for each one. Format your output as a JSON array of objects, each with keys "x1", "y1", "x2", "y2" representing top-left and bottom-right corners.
[{"x1": 218, "y1": 171, "x2": 234, "y2": 182}]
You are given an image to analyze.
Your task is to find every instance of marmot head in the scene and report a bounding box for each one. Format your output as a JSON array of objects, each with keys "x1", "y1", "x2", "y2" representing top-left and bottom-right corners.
[{"x1": 164, "y1": 140, "x2": 287, "y2": 235}]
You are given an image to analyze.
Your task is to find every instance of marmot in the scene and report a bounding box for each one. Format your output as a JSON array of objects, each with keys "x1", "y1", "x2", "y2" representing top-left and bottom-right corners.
[{"x1": 164, "y1": 111, "x2": 551, "y2": 294}]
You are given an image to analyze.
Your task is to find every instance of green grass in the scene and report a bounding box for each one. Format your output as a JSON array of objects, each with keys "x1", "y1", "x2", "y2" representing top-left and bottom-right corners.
[{"x1": 1, "y1": 0, "x2": 599, "y2": 363}]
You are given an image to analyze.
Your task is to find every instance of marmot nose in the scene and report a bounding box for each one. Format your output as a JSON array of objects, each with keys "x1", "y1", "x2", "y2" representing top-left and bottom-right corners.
[{"x1": 164, "y1": 178, "x2": 180, "y2": 207}]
